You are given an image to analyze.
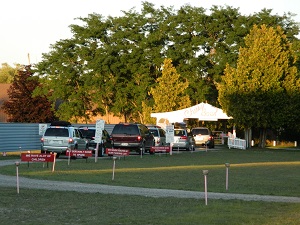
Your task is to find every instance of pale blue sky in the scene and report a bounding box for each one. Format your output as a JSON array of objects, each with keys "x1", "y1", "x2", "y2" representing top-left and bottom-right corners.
[{"x1": 1, "y1": 0, "x2": 299, "y2": 66}]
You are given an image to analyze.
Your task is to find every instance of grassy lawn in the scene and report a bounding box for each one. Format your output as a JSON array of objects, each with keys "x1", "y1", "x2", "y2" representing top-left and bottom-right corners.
[
  {"x1": 1, "y1": 187, "x2": 300, "y2": 225},
  {"x1": 1, "y1": 147, "x2": 300, "y2": 224}
]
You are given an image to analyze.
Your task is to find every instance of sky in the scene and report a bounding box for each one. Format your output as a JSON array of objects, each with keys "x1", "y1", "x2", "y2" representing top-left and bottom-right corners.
[{"x1": 1, "y1": 0, "x2": 300, "y2": 66}]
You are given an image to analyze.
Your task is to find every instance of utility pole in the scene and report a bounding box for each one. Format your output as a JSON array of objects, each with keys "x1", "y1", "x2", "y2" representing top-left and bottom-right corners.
[{"x1": 27, "y1": 53, "x2": 30, "y2": 65}]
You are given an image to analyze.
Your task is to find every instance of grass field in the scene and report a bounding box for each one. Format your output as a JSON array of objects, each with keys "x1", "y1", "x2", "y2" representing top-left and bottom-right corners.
[{"x1": 1, "y1": 146, "x2": 300, "y2": 224}]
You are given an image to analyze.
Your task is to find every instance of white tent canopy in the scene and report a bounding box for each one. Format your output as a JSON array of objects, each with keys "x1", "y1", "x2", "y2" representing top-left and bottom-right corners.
[{"x1": 151, "y1": 102, "x2": 232, "y2": 124}]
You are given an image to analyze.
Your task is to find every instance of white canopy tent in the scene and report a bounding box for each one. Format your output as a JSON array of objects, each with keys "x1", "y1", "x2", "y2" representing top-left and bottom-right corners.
[{"x1": 151, "y1": 102, "x2": 232, "y2": 125}]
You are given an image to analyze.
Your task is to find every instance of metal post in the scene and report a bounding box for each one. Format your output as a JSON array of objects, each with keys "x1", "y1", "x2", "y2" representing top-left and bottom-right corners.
[
  {"x1": 95, "y1": 143, "x2": 99, "y2": 163},
  {"x1": 225, "y1": 163, "x2": 230, "y2": 191},
  {"x1": 203, "y1": 170, "x2": 209, "y2": 205},
  {"x1": 112, "y1": 157, "x2": 117, "y2": 180},
  {"x1": 15, "y1": 161, "x2": 20, "y2": 194}
]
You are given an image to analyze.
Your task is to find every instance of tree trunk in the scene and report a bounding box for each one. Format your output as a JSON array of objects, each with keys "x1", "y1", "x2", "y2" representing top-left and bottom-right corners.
[
  {"x1": 244, "y1": 128, "x2": 252, "y2": 148},
  {"x1": 258, "y1": 128, "x2": 267, "y2": 148}
]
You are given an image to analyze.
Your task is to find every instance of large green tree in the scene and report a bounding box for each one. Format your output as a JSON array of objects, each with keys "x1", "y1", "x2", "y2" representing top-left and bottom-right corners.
[
  {"x1": 2, "y1": 65, "x2": 57, "y2": 122},
  {"x1": 34, "y1": 38, "x2": 94, "y2": 123},
  {"x1": 218, "y1": 24, "x2": 300, "y2": 147},
  {"x1": 150, "y1": 58, "x2": 191, "y2": 112},
  {"x1": 0, "y1": 63, "x2": 19, "y2": 83},
  {"x1": 34, "y1": 2, "x2": 300, "y2": 124}
]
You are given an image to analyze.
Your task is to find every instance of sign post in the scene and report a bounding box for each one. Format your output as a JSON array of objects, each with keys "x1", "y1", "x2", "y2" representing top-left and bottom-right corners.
[
  {"x1": 15, "y1": 161, "x2": 20, "y2": 194},
  {"x1": 112, "y1": 156, "x2": 117, "y2": 180},
  {"x1": 225, "y1": 163, "x2": 230, "y2": 191},
  {"x1": 95, "y1": 119, "x2": 105, "y2": 162},
  {"x1": 21, "y1": 153, "x2": 57, "y2": 172},
  {"x1": 203, "y1": 170, "x2": 209, "y2": 205},
  {"x1": 165, "y1": 125, "x2": 174, "y2": 155}
]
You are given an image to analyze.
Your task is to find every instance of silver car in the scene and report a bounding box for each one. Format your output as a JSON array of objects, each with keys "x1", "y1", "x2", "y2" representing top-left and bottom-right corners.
[
  {"x1": 148, "y1": 126, "x2": 167, "y2": 146},
  {"x1": 172, "y1": 129, "x2": 195, "y2": 151},
  {"x1": 41, "y1": 122, "x2": 88, "y2": 156}
]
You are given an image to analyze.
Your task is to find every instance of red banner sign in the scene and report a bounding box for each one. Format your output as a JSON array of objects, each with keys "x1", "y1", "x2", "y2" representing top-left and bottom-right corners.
[
  {"x1": 150, "y1": 146, "x2": 171, "y2": 153},
  {"x1": 66, "y1": 150, "x2": 93, "y2": 157},
  {"x1": 106, "y1": 148, "x2": 130, "y2": 156},
  {"x1": 21, "y1": 153, "x2": 56, "y2": 162}
]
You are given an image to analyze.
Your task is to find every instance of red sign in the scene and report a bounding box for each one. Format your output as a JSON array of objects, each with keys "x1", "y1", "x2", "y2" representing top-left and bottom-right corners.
[
  {"x1": 150, "y1": 146, "x2": 171, "y2": 153},
  {"x1": 106, "y1": 148, "x2": 130, "y2": 156},
  {"x1": 21, "y1": 153, "x2": 56, "y2": 162},
  {"x1": 66, "y1": 150, "x2": 93, "y2": 157}
]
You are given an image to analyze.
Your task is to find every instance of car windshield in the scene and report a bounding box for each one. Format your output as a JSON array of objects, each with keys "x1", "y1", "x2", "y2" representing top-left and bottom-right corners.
[
  {"x1": 112, "y1": 124, "x2": 139, "y2": 135},
  {"x1": 149, "y1": 129, "x2": 159, "y2": 136},
  {"x1": 174, "y1": 130, "x2": 186, "y2": 136},
  {"x1": 192, "y1": 129, "x2": 209, "y2": 135},
  {"x1": 44, "y1": 128, "x2": 69, "y2": 137},
  {"x1": 79, "y1": 128, "x2": 95, "y2": 138}
]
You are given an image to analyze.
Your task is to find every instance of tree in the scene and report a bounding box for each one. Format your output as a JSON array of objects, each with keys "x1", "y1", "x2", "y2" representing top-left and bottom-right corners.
[
  {"x1": 0, "y1": 63, "x2": 19, "y2": 83},
  {"x1": 34, "y1": 3, "x2": 300, "y2": 124},
  {"x1": 150, "y1": 58, "x2": 191, "y2": 112},
  {"x1": 2, "y1": 65, "x2": 57, "y2": 122},
  {"x1": 34, "y1": 38, "x2": 94, "y2": 123},
  {"x1": 218, "y1": 25, "x2": 300, "y2": 147}
]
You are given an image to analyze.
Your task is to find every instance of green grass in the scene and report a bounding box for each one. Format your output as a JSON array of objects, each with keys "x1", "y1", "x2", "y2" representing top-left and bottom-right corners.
[
  {"x1": 1, "y1": 187, "x2": 300, "y2": 225},
  {"x1": 2, "y1": 147, "x2": 300, "y2": 224},
  {"x1": 1, "y1": 147, "x2": 300, "y2": 197}
]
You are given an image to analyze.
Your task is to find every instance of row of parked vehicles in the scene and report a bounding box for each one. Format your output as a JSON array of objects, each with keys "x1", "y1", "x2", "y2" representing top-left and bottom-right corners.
[{"x1": 40, "y1": 121, "x2": 215, "y2": 157}]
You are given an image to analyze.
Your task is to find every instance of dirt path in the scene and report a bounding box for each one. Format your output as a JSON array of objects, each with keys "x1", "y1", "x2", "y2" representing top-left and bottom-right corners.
[{"x1": 1, "y1": 159, "x2": 300, "y2": 203}]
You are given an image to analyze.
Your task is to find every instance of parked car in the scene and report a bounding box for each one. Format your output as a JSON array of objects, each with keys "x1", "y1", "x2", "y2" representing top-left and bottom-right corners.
[
  {"x1": 41, "y1": 121, "x2": 88, "y2": 157},
  {"x1": 147, "y1": 126, "x2": 167, "y2": 146},
  {"x1": 172, "y1": 128, "x2": 195, "y2": 151},
  {"x1": 78, "y1": 126, "x2": 112, "y2": 157},
  {"x1": 191, "y1": 127, "x2": 214, "y2": 148},
  {"x1": 110, "y1": 123, "x2": 155, "y2": 154}
]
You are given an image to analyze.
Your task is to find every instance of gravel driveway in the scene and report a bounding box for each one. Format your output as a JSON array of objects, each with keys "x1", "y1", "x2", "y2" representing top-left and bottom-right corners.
[{"x1": 1, "y1": 159, "x2": 300, "y2": 203}]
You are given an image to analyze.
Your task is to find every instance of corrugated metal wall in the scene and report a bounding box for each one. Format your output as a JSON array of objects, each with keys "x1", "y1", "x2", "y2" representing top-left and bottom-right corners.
[{"x1": 0, "y1": 123, "x2": 116, "y2": 152}]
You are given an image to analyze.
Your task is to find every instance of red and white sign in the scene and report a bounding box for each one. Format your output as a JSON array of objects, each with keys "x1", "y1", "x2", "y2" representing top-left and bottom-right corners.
[
  {"x1": 66, "y1": 150, "x2": 93, "y2": 157},
  {"x1": 21, "y1": 153, "x2": 56, "y2": 162},
  {"x1": 150, "y1": 146, "x2": 171, "y2": 153},
  {"x1": 106, "y1": 148, "x2": 130, "y2": 156}
]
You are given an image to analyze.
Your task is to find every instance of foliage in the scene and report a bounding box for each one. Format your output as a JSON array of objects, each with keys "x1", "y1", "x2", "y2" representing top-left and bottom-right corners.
[
  {"x1": 0, "y1": 63, "x2": 19, "y2": 83},
  {"x1": 33, "y1": 2, "x2": 300, "y2": 126},
  {"x1": 218, "y1": 25, "x2": 300, "y2": 147},
  {"x1": 1, "y1": 65, "x2": 57, "y2": 122},
  {"x1": 150, "y1": 58, "x2": 191, "y2": 112}
]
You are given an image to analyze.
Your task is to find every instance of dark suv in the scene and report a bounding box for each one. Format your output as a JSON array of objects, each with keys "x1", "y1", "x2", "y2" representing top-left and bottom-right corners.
[
  {"x1": 79, "y1": 126, "x2": 112, "y2": 157},
  {"x1": 110, "y1": 123, "x2": 155, "y2": 154}
]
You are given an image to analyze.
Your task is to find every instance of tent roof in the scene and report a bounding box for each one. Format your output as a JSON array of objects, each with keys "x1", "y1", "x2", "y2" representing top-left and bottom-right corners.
[{"x1": 151, "y1": 102, "x2": 232, "y2": 123}]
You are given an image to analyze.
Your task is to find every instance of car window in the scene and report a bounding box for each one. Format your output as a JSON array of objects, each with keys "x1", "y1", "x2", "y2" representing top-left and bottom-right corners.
[
  {"x1": 44, "y1": 128, "x2": 69, "y2": 137},
  {"x1": 80, "y1": 128, "x2": 95, "y2": 138},
  {"x1": 74, "y1": 129, "x2": 79, "y2": 138},
  {"x1": 175, "y1": 130, "x2": 185, "y2": 136},
  {"x1": 149, "y1": 129, "x2": 159, "y2": 136},
  {"x1": 192, "y1": 129, "x2": 209, "y2": 135},
  {"x1": 112, "y1": 124, "x2": 139, "y2": 135},
  {"x1": 140, "y1": 124, "x2": 150, "y2": 135},
  {"x1": 159, "y1": 129, "x2": 166, "y2": 137}
]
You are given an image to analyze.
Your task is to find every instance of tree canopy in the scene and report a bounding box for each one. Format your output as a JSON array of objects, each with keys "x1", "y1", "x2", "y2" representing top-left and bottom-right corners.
[
  {"x1": 33, "y1": 2, "x2": 300, "y2": 126},
  {"x1": 218, "y1": 24, "x2": 300, "y2": 147},
  {"x1": 2, "y1": 65, "x2": 57, "y2": 122},
  {"x1": 0, "y1": 63, "x2": 19, "y2": 83},
  {"x1": 150, "y1": 58, "x2": 191, "y2": 112}
]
